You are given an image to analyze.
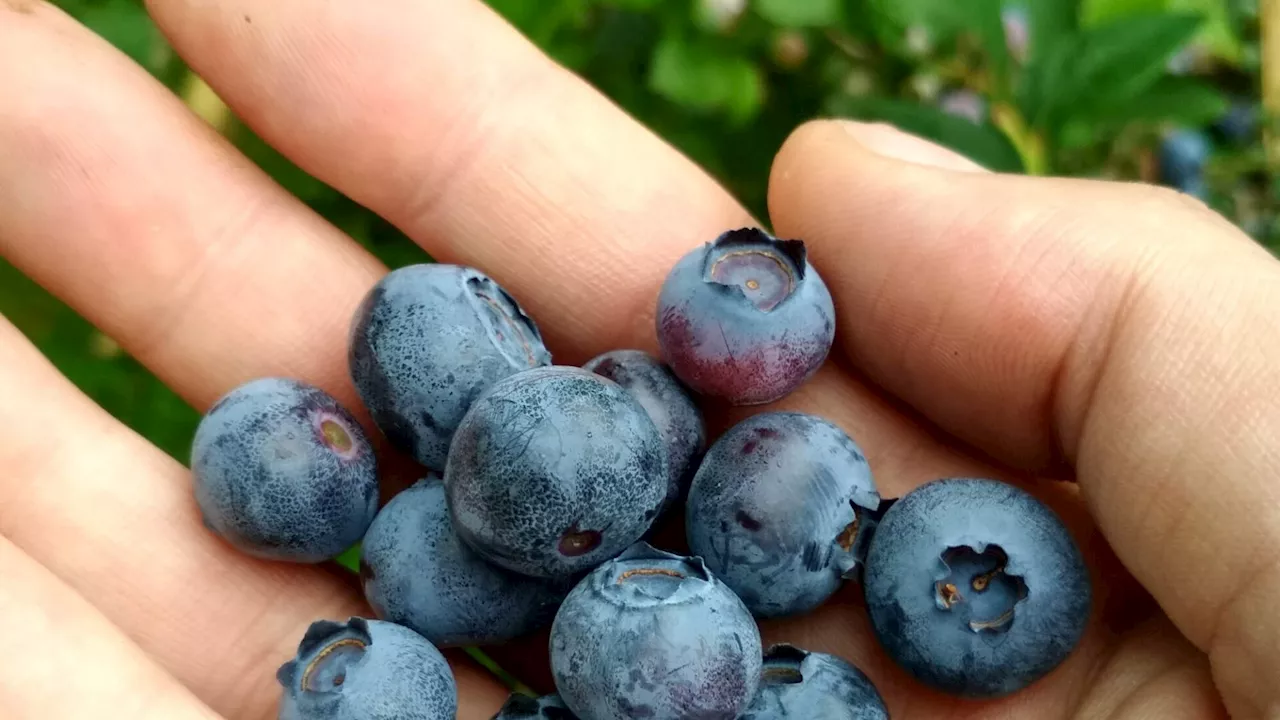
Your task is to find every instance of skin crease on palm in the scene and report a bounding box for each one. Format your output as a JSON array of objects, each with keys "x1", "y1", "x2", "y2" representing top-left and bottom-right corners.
[{"x1": 1, "y1": 0, "x2": 1279, "y2": 717}]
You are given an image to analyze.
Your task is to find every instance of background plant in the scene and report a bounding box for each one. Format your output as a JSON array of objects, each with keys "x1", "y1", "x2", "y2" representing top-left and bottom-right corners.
[{"x1": 1, "y1": 0, "x2": 1266, "y2": 459}]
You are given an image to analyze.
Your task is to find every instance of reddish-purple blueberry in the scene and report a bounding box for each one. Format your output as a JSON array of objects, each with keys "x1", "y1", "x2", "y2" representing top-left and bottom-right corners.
[{"x1": 656, "y1": 228, "x2": 835, "y2": 405}]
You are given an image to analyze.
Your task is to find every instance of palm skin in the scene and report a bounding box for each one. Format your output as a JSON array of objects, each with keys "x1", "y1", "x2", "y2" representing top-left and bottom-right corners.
[{"x1": 1, "y1": 1, "x2": 1278, "y2": 719}]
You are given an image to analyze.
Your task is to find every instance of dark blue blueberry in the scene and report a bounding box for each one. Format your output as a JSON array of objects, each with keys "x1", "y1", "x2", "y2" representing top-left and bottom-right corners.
[
  {"x1": 191, "y1": 378, "x2": 377, "y2": 563},
  {"x1": 686, "y1": 412, "x2": 880, "y2": 617},
  {"x1": 583, "y1": 349, "x2": 706, "y2": 512},
  {"x1": 1158, "y1": 129, "x2": 1212, "y2": 199},
  {"x1": 361, "y1": 475, "x2": 566, "y2": 647},
  {"x1": 863, "y1": 478, "x2": 1091, "y2": 698},
  {"x1": 349, "y1": 264, "x2": 552, "y2": 470},
  {"x1": 493, "y1": 694, "x2": 578, "y2": 719},
  {"x1": 445, "y1": 366, "x2": 667, "y2": 578},
  {"x1": 1213, "y1": 100, "x2": 1258, "y2": 145},
  {"x1": 550, "y1": 543, "x2": 762, "y2": 720},
  {"x1": 741, "y1": 645, "x2": 888, "y2": 719},
  {"x1": 656, "y1": 228, "x2": 835, "y2": 406},
  {"x1": 277, "y1": 617, "x2": 456, "y2": 719}
]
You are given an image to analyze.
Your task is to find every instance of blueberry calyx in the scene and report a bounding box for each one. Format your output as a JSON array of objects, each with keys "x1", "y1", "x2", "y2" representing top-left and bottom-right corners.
[
  {"x1": 835, "y1": 500, "x2": 879, "y2": 580},
  {"x1": 591, "y1": 542, "x2": 716, "y2": 607},
  {"x1": 933, "y1": 544, "x2": 1029, "y2": 635},
  {"x1": 500, "y1": 695, "x2": 543, "y2": 714},
  {"x1": 701, "y1": 228, "x2": 807, "y2": 312},
  {"x1": 759, "y1": 644, "x2": 809, "y2": 685},
  {"x1": 276, "y1": 617, "x2": 372, "y2": 697},
  {"x1": 464, "y1": 273, "x2": 552, "y2": 369}
]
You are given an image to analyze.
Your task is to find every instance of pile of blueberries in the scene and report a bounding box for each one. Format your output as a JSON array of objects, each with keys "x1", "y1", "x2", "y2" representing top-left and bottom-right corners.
[{"x1": 191, "y1": 228, "x2": 1092, "y2": 719}]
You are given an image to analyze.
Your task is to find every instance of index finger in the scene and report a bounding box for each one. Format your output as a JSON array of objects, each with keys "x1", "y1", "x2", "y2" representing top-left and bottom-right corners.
[{"x1": 145, "y1": 0, "x2": 751, "y2": 358}]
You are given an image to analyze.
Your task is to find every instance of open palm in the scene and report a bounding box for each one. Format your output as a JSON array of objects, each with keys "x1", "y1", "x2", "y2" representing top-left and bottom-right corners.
[{"x1": 3, "y1": 1, "x2": 1279, "y2": 718}]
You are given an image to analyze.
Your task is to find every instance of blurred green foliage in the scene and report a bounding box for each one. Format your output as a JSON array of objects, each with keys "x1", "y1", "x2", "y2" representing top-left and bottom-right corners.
[{"x1": 2, "y1": 0, "x2": 1267, "y2": 459}]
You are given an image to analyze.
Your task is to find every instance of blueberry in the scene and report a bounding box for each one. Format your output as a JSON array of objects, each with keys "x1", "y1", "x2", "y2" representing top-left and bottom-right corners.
[
  {"x1": 360, "y1": 475, "x2": 566, "y2": 647},
  {"x1": 1002, "y1": 4, "x2": 1029, "y2": 60},
  {"x1": 1213, "y1": 100, "x2": 1258, "y2": 145},
  {"x1": 191, "y1": 378, "x2": 377, "y2": 563},
  {"x1": 740, "y1": 645, "x2": 888, "y2": 719},
  {"x1": 550, "y1": 543, "x2": 762, "y2": 720},
  {"x1": 445, "y1": 366, "x2": 667, "y2": 578},
  {"x1": 938, "y1": 89, "x2": 987, "y2": 125},
  {"x1": 277, "y1": 617, "x2": 456, "y2": 719},
  {"x1": 863, "y1": 478, "x2": 1091, "y2": 698},
  {"x1": 1158, "y1": 129, "x2": 1212, "y2": 199},
  {"x1": 349, "y1": 264, "x2": 552, "y2": 470},
  {"x1": 656, "y1": 228, "x2": 835, "y2": 406},
  {"x1": 493, "y1": 694, "x2": 578, "y2": 719},
  {"x1": 583, "y1": 349, "x2": 706, "y2": 512},
  {"x1": 686, "y1": 412, "x2": 880, "y2": 617}
]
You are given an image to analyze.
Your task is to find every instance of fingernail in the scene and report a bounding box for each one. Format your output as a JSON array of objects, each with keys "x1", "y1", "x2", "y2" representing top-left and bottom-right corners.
[{"x1": 839, "y1": 120, "x2": 987, "y2": 173}]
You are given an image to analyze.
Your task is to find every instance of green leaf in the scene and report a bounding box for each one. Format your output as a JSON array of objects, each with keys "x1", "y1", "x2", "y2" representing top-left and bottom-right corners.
[
  {"x1": 1024, "y1": 0, "x2": 1077, "y2": 63},
  {"x1": 76, "y1": 0, "x2": 163, "y2": 71},
  {"x1": 1021, "y1": 12, "x2": 1202, "y2": 132},
  {"x1": 648, "y1": 37, "x2": 765, "y2": 122},
  {"x1": 863, "y1": 0, "x2": 963, "y2": 51},
  {"x1": 969, "y1": 0, "x2": 1011, "y2": 97},
  {"x1": 1083, "y1": 76, "x2": 1229, "y2": 126},
  {"x1": 1168, "y1": 0, "x2": 1242, "y2": 62},
  {"x1": 755, "y1": 0, "x2": 841, "y2": 28},
  {"x1": 824, "y1": 96, "x2": 1025, "y2": 172},
  {"x1": 1081, "y1": 0, "x2": 1242, "y2": 63},
  {"x1": 1080, "y1": 0, "x2": 1166, "y2": 25}
]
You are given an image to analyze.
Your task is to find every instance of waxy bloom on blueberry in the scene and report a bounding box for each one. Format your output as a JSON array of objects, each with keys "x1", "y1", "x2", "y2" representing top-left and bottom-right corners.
[
  {"x1": 349, "y1": 264, "x2": 552, "y2": 470},
  {"x1": 656, "y1": 228, "x2": 834, "y2": 405},
  {"x1": 686, "y1": 412, "x2": 880, "y2": 617},
  {"x1": 583, "y1": 349, "x2": 706, "y2": 513},
  {"x1": 445, "y1": 367, "x2": 668, "y2": 578},
  {"x1": 360, "y1": 475, "x2": 565, "y2": 647},
  {"x1": 550, "y1": 543, "x2": 762, "y2": 720},
  {"x1": 863, "y1": 478, "x2": 1091, "y2": 697},
  {"x1": 741, "y1": 644, "x2": 888, "y2": 719},
  {"x1": 191, "y1": 378, "x2": 377, "y2": 563},
  {"x1": 277, "y1": 617, "x2": 456, "y2": 720}
]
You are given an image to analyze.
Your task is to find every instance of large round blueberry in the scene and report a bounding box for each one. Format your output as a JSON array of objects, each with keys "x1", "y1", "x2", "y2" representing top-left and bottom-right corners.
[
  {"x1": 445, "y1": 366, "x2": 668, "y2": 578},
  {"x1": 583, "y1": 349, "x2": 706, "y2": 512},
  {"x1": 493, "y1": 694, "x2": 577, "y2": 719},
  {"x1": 550, "y1": 543, "x2": 762, "y2": 720},
  {"x1": 360, "y1": 475, "x2": 566, "y2": 647},
  {"x1": 863, "y1": 478, "x2": 1091, "y2": 698},
  {"x1": 349, "y1": 264, "x2": 552, "y2": 470},
  {"x1": 277, "y1": 617, "x2": 456, "y2": 719},
  {"x1": 686, "y1": 412, "x2": 880, "y2": 617},
  {"x1": 191, "y1": 378, "x2": 377, "y2": 563},
  {"x1": 656, "y1": 228, "x2": 835, "y2": 405},
  {"x1": 741, "y1": 645, "x2": 888, "y2": 719}
]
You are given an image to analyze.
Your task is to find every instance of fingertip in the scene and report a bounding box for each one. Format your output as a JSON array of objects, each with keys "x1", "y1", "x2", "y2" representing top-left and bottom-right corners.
[{"x1": 772, "y1": 119, "x2": 985, "y2": 190}]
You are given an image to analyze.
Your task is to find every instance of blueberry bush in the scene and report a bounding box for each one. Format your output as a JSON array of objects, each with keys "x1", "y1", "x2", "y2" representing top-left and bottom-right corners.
[{"x1": 2, "y1": 0, "x2": 1269, "y2": 458}]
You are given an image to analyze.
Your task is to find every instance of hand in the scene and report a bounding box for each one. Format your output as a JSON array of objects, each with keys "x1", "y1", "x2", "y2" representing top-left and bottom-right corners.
[{"x1": 2, "y1": 1, "x2": 1278, "y2": 718}]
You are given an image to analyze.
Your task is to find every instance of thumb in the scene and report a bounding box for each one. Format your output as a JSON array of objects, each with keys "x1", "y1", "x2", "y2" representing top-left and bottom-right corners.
[{"x1": 768, "y1": 120, "x2": 1280, "y2": 717}]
